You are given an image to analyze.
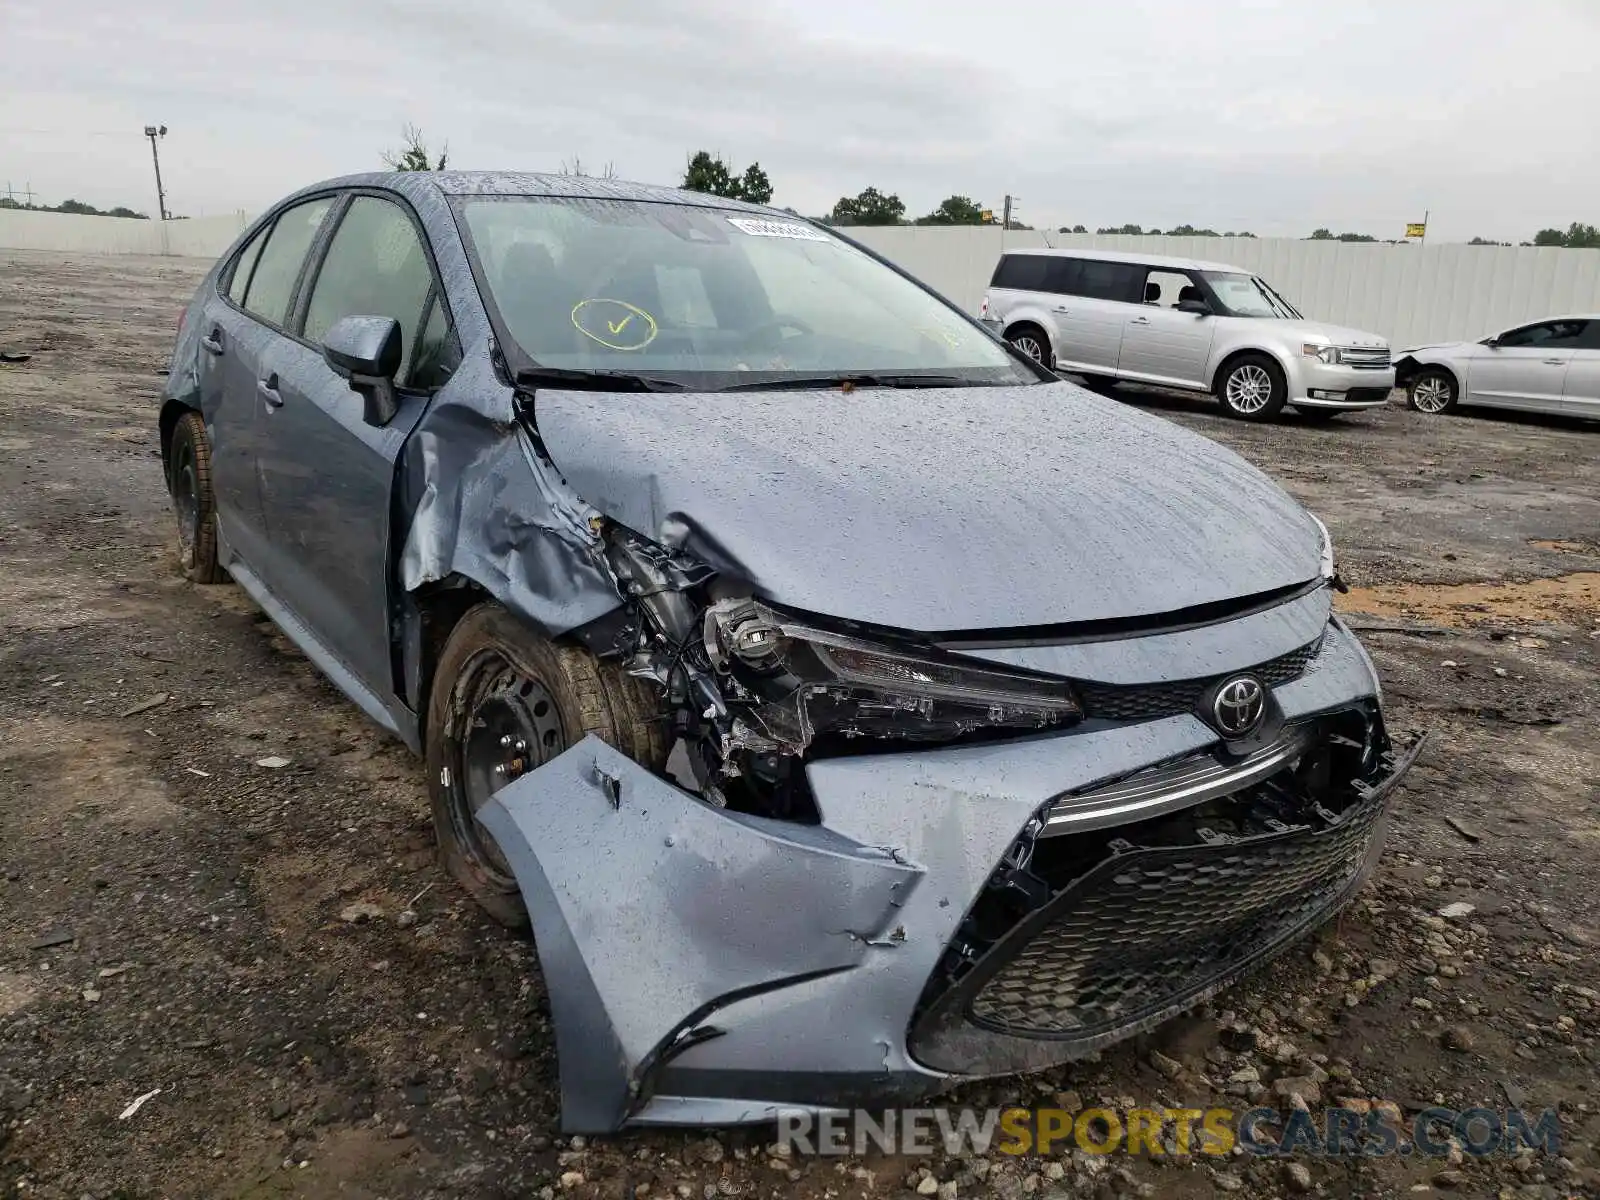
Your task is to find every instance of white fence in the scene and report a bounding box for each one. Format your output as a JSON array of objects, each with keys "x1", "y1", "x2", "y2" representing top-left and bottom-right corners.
[
  {"x1": 6, "y1": 209, "x2": 1600, "y2": 349},
  {"x1": 0, "y1": 209, "x2": 250, "y2": 258},
  {"x1": 848, "y1": 227, "x2": 1600, "y2": 350}
]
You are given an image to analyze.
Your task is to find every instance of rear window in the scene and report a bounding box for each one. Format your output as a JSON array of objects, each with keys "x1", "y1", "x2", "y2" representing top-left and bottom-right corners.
[
  {"x1": 991, "y1": 254, "x2": 1052, "y2": 290},
  {"x1": 1075, "y1": 260, "x2": 1143, "y2": 303}
]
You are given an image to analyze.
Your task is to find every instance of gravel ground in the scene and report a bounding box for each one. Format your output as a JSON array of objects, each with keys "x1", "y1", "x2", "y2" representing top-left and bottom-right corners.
[{"x1": 2, "y1": 249, "x2": 1598, "y2": 1200}]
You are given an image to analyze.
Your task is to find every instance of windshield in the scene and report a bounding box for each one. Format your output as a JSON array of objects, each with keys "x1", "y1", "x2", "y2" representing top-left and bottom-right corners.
[
  {"x1": 1199, "y1": 270, "x2": 1303, "y2": 320},
  {"x1": 457, "y1": 197, "x2": 1036, "y2": 389}
]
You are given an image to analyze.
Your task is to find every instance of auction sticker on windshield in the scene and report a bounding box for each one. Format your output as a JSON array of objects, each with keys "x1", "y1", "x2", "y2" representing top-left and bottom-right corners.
[{"x1": 726, "y1": 217, "x2": 832, "y2": 242}]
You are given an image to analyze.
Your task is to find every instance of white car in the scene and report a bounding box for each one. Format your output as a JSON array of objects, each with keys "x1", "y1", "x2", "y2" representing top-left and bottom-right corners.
[
  {"x1": 982, "y1": 248, "x2": 1395, "y2": 422},
  {"x1": 1394, "y1": 315, "x2": 1600, "y2": 419}
]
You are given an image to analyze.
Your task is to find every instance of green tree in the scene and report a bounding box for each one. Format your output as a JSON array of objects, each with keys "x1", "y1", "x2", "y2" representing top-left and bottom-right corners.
[
  {"x1": 106, "y1": 206, "x2": 149, "y2": 220},
  {"x1": 1533, "y1": 222, "x2": 1600, "y2": 248},
  {"x1": 1309, "y1": 228, "x2": 1335, "y2": 240},
  {"x1": 1096, "y1": 223, "x2": 1146, "y2": 235},
  {"x1": 56, "y1": 199, "x2": 100, "y2": 215},
  {"x1": 1056, "y1": 224, "x2": 1088, "y2": 234},
  {"x1": 383, "y1": 124, "x2": 447, "y2": 172},
  {"x1": 831, "y1": 187, "x2": 906, "y2": 226},
  {"x1": 681, "y1": 151, "x2": 772, "y2": 203},
  {"x1": 917, "y1": 195, "x2": 987, "y2": 225},
  {"x1": 1468, "y1": 236, "x2": 1508, "y2": 246},
  {"x1": 1169, "y1": 223, "x2": 1221, "y2": 237}
]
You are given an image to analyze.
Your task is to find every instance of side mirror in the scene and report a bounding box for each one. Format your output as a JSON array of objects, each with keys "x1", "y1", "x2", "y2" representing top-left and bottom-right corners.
[
  {"x1": 1175, "y1": 299, "x2": 1211, "y2": 316},
  {"x1": 322, "y1": 315, "x2": 402, "y2": 426}
]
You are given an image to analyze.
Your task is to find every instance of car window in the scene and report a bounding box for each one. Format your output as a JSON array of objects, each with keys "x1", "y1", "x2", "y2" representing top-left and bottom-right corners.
[
  {"x1": 458, "y1": 196, "x2": 1034, "y2": 388},
  {"x1": 226, "y1": 226, "x2": 269, "y2": 305},
  {"x1": 302, "y1": 195, "x2": 437, "y2": 383},
  {"x1": 409, "y1": 292, "x2": 458, "y2": 390},
  {"x1": 991, "y1": 254, "x2": 1051, "y2": 290},
  {"x1": 1141, "y1": 269, "x2": 1193, "y2": 307},
  {"x1": 1075, "y1": 260, "x2": 1143, "y2": 304},
  {"x1": 242, "y1": 197, "x2": 334, "y2": 326},
  {"x1": 1496, "y1": 319, "x2": 1588, "y2": 349}
]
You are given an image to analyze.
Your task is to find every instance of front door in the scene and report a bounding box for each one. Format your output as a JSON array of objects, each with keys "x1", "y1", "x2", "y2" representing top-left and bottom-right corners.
[
  {"x1": 1115, "y1": 268, "x2": 1216, "y2": 388},
  {"x1": 253, "y1": 193, "x2": 456, "y2": 702},
  {"x1": 1467, "y1": 319, "x2": 1585, "y2": 412},
  {"x1": 1560, "y1": 324, "x2": 1600, "y2": 418}
]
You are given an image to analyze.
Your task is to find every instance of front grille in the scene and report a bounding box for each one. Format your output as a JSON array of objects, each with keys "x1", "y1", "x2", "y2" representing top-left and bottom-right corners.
[
  {"x1": 1077, "y1": 639, "x2": 1319, "y2": 723},
  {"x1": 969, "y1": 788, "x2": 1382, "y2": 1037},
  {"x1": 909, "y1": 713, "x2": 1424, "y2": 1075},
  {"x1": 1340, "y1": 347, "x2": 1392, "y2": 369}
]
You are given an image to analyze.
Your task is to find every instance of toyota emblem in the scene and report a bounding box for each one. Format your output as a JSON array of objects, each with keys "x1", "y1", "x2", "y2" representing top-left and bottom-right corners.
[{"x1": 1212, "y1": 675, "x2": 1267, "y2": 737}]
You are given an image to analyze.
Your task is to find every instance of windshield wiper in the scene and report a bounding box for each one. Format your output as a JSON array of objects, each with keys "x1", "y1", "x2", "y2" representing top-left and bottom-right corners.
[
  {"x1": 717, "y1": 373, "x2": 973, "y2": 392},
  {"x1": 514, "y1": 366, "x2": 690, "y2": 392}
]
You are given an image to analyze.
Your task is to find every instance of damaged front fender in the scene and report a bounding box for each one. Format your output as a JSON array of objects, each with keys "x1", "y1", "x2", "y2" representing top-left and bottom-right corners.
[{"x1": 477, "y1": 735, "x2": 923, "y2": 1133}]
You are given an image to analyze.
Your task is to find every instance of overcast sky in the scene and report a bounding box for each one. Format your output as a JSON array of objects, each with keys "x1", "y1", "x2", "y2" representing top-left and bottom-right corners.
[{"x1": 2, "y1": 0, "x2": 1596, "y2": 241}]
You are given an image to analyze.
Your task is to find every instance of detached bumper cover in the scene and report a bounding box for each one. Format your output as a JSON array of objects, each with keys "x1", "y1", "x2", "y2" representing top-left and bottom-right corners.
[{"x1": 481, "y1": 620, "x2": 1422, "y2": 1132}]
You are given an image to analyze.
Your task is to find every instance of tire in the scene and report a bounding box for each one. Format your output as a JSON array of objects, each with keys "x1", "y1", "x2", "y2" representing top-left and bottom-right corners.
[
  {"x1": 424, "y1": 602, "x2": 670, "y2": 928},
  {"x1": 1215, "y1": 353, "x2": 1288, "y2": 421},
  {"x1": 1407, "y1": 368, "x2": 1458, "y2": 415},
  {"x1": 1293, "y1": 408, "x2": 1343, "y2": 422},
  {"x1": 1006, "y1": 325, "x2": 1053, "y2": 368},
  {"x1": 169, "y1": 410, "x2": 225, "y2": 583}
]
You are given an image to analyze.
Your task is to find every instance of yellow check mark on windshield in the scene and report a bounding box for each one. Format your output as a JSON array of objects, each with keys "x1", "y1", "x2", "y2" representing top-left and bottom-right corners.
[{"x1": 607, "y1": 315, "x2": 633, "y2": 335}]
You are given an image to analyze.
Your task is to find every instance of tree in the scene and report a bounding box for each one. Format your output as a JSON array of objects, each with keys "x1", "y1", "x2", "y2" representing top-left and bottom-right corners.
[
  {"x1": 1096, "y1": 223, "x2": 1146, "y2": 235},
  {"x1": 830, "y1": 187, "x2": 906, "y2": 226},
  {"x1": 916, "y1": 195, "x2": 987, "y2": 225},
  {"x1": 1468, "y1": 236, "x2": 1509, "y2": 246},
  {"x1": 1056, "y1": 224, "x2": 1088, "y2": 234},
  {"x1": 1168, "y1": 223, "x2": 1221, "y2": 237},
  {"x1": 1533, "y1": 222, "x2": 1600, "y2": 248},
  {"x1": 383, "y1": 124, "x2": 447, "y2": 172},
  {"x1": 681, "y1": 151, "x2": 771, "y2": 203},
  {"x1": 1309, "y1": 228, "x2": 1335, "y2": 240}
]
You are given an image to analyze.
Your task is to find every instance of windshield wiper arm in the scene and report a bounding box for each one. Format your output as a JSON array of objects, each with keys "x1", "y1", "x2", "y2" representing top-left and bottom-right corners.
[
  {"x1": 514, "y1": 366, "x2": 690, "y2": 392},
  {"x1": 718, "y1": 373, "x2": 971, "y2": 392}
]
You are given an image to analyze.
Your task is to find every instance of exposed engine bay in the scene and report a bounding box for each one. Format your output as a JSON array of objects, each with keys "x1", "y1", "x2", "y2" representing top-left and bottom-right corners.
[{"x1": 594, "y1": 527, "x2": 1084, "y2": 819}]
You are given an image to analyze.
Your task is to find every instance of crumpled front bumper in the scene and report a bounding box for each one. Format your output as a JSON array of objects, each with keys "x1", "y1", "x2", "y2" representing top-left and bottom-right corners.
[{"x1": 480, "y1": 618, "x2": 1423, "y2": 1132}]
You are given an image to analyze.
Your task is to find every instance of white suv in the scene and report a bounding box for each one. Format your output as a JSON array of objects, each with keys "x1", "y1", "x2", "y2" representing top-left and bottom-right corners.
[{"x1": 982, "y1": 248, "x2": 1395, "y2": 421}]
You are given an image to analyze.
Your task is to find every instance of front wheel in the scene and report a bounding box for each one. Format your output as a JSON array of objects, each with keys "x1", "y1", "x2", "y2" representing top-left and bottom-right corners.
[
  {"x1": 1407, "y1": 368, "x2": 1458, "y2": 414},
  {"x1": 1216, "y1": 354, "x2": 1287, "y2": 421},
  {"x1": 424, "y1": 602, "x2": 669, "y2": 928}
]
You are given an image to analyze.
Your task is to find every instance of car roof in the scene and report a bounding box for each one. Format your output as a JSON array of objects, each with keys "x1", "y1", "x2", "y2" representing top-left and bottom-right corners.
[
  {"x1": 294, "y1": 170, "x2": 782, "y2": 216},
  {"x1": 1001, "y1": 246, "x2": 1247, "y2": 274}
]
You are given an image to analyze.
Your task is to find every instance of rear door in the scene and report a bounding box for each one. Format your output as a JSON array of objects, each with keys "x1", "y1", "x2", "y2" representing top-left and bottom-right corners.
[
  {"x1": 1560, "y1": 320, "x2": 1600, "y2": 418},
  {"x1": 200, "y1": 196, "x2": 337, "y2": 571},
  {"x1": 1052, "y1": 258, "x2": 1141, "y2": 374},
  {"x1": 1115, "y1": 267, "x2": 1217, "y2": 388},
  {"x1": 253, "y1": 191, "x2": 459, "y2": 703},
  {"x1": 1466, "y1": 319, "x2": 1582, "y2": 412}
]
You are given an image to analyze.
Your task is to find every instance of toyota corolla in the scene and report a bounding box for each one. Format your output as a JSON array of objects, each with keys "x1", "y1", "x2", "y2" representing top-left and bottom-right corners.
[{"x1": 160, "y1": 171, "x2": 1424, "y2": 1133}]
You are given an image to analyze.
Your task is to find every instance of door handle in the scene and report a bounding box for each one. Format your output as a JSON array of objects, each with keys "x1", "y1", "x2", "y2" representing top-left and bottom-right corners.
[
  {"x1": 200, "y1": 329, "x2": 225, "y2": 356},
  {"x1": 1053, "y1": 306, "x2": 1072, "y2": 314},
  {"x1": 257, "y1": 373, "x2": 284, "y2": 408},
  {"x1": 1131, "y1": 317, "x2": 1151, "y2": 325},
  {"x1": 1544, "y1": 358, "x2": 1566, "y2": 366}
]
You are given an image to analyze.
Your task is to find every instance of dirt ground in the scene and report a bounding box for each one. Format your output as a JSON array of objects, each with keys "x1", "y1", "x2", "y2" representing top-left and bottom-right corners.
[{"x1": 2, "y1": 250, "x2": 1597, "y2": 1200}]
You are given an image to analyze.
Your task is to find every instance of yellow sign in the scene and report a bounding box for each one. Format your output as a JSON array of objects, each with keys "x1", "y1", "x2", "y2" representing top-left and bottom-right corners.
[
  {"x1": 1405, "y1": 222, "x2": 1427, "y2": 238},
  {"x1": 980, "y1": 210, "x2": 994, "y2": 224}
]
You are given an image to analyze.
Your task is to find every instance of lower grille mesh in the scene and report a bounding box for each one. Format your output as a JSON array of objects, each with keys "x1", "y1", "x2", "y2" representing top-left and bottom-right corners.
[{"x1": 966, "y1": 784, "x2": 1383, "y2": 1038}]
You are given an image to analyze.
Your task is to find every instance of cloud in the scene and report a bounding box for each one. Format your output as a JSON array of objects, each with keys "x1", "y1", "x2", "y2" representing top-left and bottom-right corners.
[{"x1": 1, "y1": 0, "x2": 1595, "y2": 239}]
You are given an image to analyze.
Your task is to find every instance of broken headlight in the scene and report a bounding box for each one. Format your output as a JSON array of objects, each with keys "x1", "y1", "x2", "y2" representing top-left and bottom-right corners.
[{"x1": 706, "y1": 600, "x2": 1082, "y2": 746}]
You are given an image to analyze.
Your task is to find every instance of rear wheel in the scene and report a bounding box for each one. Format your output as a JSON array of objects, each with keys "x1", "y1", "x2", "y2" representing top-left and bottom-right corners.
[
  {"x1": 1216, "y1": 354, "x2": 1287, "y2": 421},
  {"x1": 1407, "y1": 368, "x2": 1458, "y2": 414},
  {"x1": 1006, "y1": 325, "x2": 1052, "y2": 368},
  {"x1": 169, "y1": 410, "x2": 224, "y2": 583},
  {"x1": 424, "y1": 602, "x2": 669, "y2": 928}
]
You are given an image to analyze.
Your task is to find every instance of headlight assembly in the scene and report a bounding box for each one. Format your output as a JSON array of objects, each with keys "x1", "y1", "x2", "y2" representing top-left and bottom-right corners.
[
  {"x1": 1310, "y1": 512, "x2": 1336, "y2": 580},
  {"x1": 705, "y1": 600, "x2": 1082, "y2": 745},
  {"x1": 1303, "y1": 343, "x2": 1341, "y2": 364}
]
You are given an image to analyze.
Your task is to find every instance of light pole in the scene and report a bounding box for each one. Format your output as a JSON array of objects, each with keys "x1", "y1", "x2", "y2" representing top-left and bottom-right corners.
[{"x1": 143, "y1": 124, "x2": 168, "y2": 220}]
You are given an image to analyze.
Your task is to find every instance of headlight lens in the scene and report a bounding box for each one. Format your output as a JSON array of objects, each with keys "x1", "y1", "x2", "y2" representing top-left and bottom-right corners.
[
  {"x1": 1303, "y1": 343, "x2": 1341, "y2": 364},
  {"x1": 707, "y1": 602, "x2": 1082, "y2": 745},
  {"x1": 1310, "y1": 513, "x2": 1336, "y2": 580}
]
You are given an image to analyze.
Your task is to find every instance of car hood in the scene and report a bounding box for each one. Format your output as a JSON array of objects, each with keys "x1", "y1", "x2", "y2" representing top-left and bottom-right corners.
[
  {"x1": 1278, "y1": 320, "x2": 1389, "y2": 347},
  {"x1": 535, "y1": 381, "x2": 1323, "y2": 632}
]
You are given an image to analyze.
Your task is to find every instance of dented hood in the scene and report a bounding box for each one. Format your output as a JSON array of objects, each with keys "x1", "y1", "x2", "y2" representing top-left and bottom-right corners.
[{"x1": 535, "y1": 380, "x2": 1322, "y2": 632}]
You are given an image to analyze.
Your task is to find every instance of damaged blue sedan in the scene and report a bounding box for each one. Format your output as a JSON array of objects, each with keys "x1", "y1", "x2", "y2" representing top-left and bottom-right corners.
[{"x1": 161, "y1": 172, "x2": 1424, "y2": 1133}]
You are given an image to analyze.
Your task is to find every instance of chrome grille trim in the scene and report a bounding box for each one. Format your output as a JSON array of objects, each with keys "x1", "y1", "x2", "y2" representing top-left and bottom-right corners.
[
  {"x1": 1339, "y1": 347, "x2": 1392, "y2": 369},
  {"x1": 1039, "y1": 725, "x2": 1312, "y2": 836}
]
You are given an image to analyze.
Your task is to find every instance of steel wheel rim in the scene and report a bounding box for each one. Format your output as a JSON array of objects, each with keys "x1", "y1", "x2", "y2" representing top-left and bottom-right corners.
[
  {"x1": 1226, "y1": 364, "x2": 1273, "y2": 413},
  {"x1": 174, "y1": 441, "x2": 200, "y2": 560},
  {"x1": 1011, "y1": 335, "x2": 1044, "y2": 363},
  {"x1": 1413, "y1": 376, "x2": 1451, "y2": 413},
  {"x1": 455, "y1": 651, "x2": 566, "y2": 879}
]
